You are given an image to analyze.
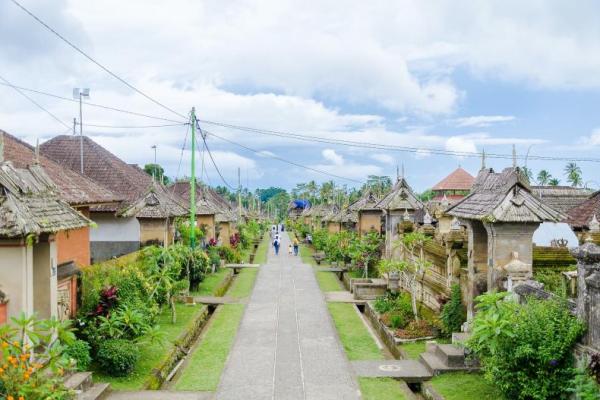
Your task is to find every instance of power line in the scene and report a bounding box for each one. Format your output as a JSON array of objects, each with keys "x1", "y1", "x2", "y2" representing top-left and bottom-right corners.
[
  {"x1": 0, "y1": 74, "x2": 71, "y2": 130},
  {"x1": 199, "y1": 119, "x2": 600, "y2": 163},
  {"x1": 84, "y1": 122, "x2": 187, "y2": 129},
  {"x1": 196, "y1": 125, "x2": 236, "y2": 190},
  {"x1": 0, "y1": 81, "x2": 186, "y2": 124},
  {"x1": 205, "y1": 129, "x2": 363, "y2": 183},
  {"x1": 10, "y1": 0, "x2": 187, "y2": 120}
]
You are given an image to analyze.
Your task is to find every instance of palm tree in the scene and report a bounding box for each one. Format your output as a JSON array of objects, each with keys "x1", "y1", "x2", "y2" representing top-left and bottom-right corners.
[
  {"x1": 536, "y1": 170, "x2": 552, "y2": 186},
  {"x1": 564, "y1": 162, "x2": 583, "y2": 187},
  {"x1": 306, "y1": 180, "x2": 318, "y2": 203},
  {"x1": 548, "y1": 178, "x2": 560, "y2": 186},
  {"x1": 521, "y1": 167, "x2": 534, "y2": 184}
]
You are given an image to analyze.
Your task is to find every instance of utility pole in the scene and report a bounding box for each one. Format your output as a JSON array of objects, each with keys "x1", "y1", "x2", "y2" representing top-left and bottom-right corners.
[
  {"x1": 190, "y1": 108, "x2": 197, "y2": 249},
  {"x1": 73, "y1": 88, "x2": 90, "y2": 174},
  {"x1": 151, "y1": 145, "x2": 157, "y2": 182},
  {"x1": 238, "y1": 167, "x2": 242, "y2": 223}
]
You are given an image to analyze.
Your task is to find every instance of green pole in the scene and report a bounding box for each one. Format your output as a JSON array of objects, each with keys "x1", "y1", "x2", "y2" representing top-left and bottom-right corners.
[{"x1": 190, "y1": 107, "x2": 197, "y2": 249}]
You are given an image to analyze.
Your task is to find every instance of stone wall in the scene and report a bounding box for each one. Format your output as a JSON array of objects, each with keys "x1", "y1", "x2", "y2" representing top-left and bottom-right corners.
[{"x1": 572, "y1": 242, "x2": 600, "y2": 351}]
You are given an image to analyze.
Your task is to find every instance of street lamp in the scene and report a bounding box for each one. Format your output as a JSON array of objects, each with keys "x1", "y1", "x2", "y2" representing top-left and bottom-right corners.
[
  {"x1": 151, "y1": 145, "x2": 158, "y2": 182},
  {"x1": 73, "y1": 88, "x2": 90, "y2": 174}
]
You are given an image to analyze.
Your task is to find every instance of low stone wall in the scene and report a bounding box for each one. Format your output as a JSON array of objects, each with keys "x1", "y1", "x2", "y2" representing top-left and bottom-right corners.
[
  {"x1": 421, "y1": 382, "x2": 445, "y2": 400},
  {"x1": 145, "y1": 305, "x2": 210, "y2": 389},
  {"x1": 342, "y1": 272, "x2": 352, "y2": 291},
  {"x1": 353, "y1": 279, "x2": 387, "y2": 300},
  {"x1": 213, "y1": 269, "x2": 235, "y2": 297},
  {"x1": 364, "y1": 302, "x2": 402, "y2": 359}
]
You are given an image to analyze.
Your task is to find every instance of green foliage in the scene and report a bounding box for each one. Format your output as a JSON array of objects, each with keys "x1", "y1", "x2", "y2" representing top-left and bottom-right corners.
[
  {"x1": 440, "y1": 284, "x2": 466, "y2": 335},
  {"x1": 64, "y1": 339, "x2": 92, "y2": 372},
  {"x1": 143, "y1": 163, "x2": 170, "y2": 184},
  {"x1": 568, "y1": 363, "x2": 600, "y2": 400},
  {"x1": 468, "y1": 292, "x2": 585, "y2": 400},
  {"x1": 373, "y1": 292, "x2": 413, "y2": 329},
  {"x1": 418, "y1": 189, "x2": 435, "y2": 202},
  {"x1": 175, "y1": 218, "x2": 205, "y2": 247},
  {"x1": 96, "y1": 339, "x2": 140, "y2": 377},
  {"x1": 0, "y1": 313, "x2": 76, "y2": 399},
  {"x1": 533, "y1": 270, "x2": 567, "y2": 297}
]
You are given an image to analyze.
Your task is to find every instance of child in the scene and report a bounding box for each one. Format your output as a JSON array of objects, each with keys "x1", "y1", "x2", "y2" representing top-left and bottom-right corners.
[{"x1": 288, "y1": 244, "x2": 293, "y2": 255}]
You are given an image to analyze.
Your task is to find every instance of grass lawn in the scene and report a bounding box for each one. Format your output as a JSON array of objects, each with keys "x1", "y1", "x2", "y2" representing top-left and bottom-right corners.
[
  {"x1": 94, "y1": 303, "x2": 205, "y2": 390},
  {"x1": 316, "y1": 271, "x2": 341, "y2": 291},
  {"x1": 359, "y1": 378, "x2": 407, "y2": 400},
  {"x1": 327, "y1": 303, "x2": 383, "y2": 361},
  {"x1": 253, "y1": 234, "x2": 270, "y2": 265},
  {"x1": 429, "y1": 372, "x2": 502, "y2": 400},
  {"x1": 399, "y1": 338, "x2": 451, "y2": 359},
  {"x1": 299, "y1": 244, "x2": 318, "y2": 266},
  {"x1": 228, "y1": 269, "x2": 258, "y2": 298},
  {"x1": 174, "y1": 304, "x2": 245, "y2": 391},
  {"x1": 192, "y1": 268, "x2": 231, "y2": 296}
]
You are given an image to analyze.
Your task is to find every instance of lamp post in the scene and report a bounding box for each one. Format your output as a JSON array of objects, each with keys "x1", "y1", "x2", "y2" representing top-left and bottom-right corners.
[
  {"x1": 151, "y1": 145, "x2": 157, "y2": 182},
  {"x1": 73, "y1": 88, "x2": 90, "y2": 174}
]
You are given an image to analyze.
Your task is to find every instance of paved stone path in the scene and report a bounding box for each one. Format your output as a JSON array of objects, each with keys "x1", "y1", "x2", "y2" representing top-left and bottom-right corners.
[
  {"x1": 216, "y1": 233, "x2": 361, "y2": 400},
  {"x1": 350, "y1": 360, "x2": 432, "y2": 382}
]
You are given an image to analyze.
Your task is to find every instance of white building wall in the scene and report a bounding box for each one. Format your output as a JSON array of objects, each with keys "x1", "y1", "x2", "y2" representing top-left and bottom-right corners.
[{"x1": 90, "y1": 213, "x2": 140, "y2": 242}]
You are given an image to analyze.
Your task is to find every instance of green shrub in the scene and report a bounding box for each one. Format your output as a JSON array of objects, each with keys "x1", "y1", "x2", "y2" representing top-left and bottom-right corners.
[
  {"x1": 534, "y1": 269, "x2": 567, "y2": 297},
  {"x1": 440, "y1": 284, "x2": 466, "y2": 335},
  {"x1": 468, "y1": 292, "x2": 584, "y2": 400},
  {"x1": 64, "y1": 339, "x2": 92, "y2": 371},
  {"x1": 96, "y1": 339, "x2": 140, "y2": 377}
]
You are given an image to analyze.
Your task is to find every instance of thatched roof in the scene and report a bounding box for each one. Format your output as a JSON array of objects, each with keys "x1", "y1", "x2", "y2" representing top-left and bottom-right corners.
[
  {"x1": 40, "y1": 135, "x2": 185, "y2": 218},
  {"x1": 3, "y1": 131, "x2": 121, "y2": 206},
  {"x1": 446, "y1": 167, "x2": 564, "y2": 223},
  {"x1": 118, "y1": 183, "x2": 188, "y2": 219},
  {"x1": 432, "y1": 167, "x2": 475, "y2": 191},
  {"x1": 322, "y1": 205, "x2": 341, "y2": 222},
  {"x1": 566, "y1": 191, "x2": 600, "y2": 229},
  {"x1": 170, "y1": 181, "x2": 236, "y2": 222},
  {"x1": 376, "y1": 177, "x2": 423, "y2": 211},
  {"x1": 302, "y1": 203, "x2": 337, "y2": 219},
  {"x1": 531, "y1": 186, "x2": 592, "y2": 214},
  {"x1": 0, "y1": 161, "x2": 90, "y2": 238}
]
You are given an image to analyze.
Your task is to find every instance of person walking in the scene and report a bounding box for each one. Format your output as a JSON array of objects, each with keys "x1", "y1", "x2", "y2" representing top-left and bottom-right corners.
[
  {"x1": 293, "y1": 237, "x2": 299, "y2": 256},
  {"x1": 273, "y1": 235, "x2": 281, "y2": 255}
]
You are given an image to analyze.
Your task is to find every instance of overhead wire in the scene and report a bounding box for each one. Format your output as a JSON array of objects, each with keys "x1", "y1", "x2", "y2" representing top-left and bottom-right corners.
[
  {"x1": 0, "y1": 74, "x2": 71, "y2": 130},
  {"x1": 9, "y1": 0, "x2": 187, "y2": 120},
  {"x1": 83, "y1": 122, "x2": 187, "y2": 129},
  {"x1": 0, "y1": 81, "x2": 186, "y2": 124},
  {"x1": 204, "y1": 129, "x2": 363, "y2": 184},
  {"x1": 196, "y1": 124, "x2": 236, "y2": 190}
]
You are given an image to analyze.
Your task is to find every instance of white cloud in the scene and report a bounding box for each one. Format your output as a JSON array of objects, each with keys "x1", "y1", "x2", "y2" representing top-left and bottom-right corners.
[
  {"x1": 414, "y1": 149, "x2": 432, "y2": 159},
  {"x1": 322, "y1": 149, "x2": 344, "y2": 166},
  {"x1": 453, "y1": 115, "x2": 516, "y2": 127},
  {"x1": 445, "y1": 136, "x2": 478, "y2": 156},
  {"x1": 370, "y1": 153, "x2": 395, "y2": 165},
  {"x1": 579, "y1": 128, "x2": 600, "y2": 146}
]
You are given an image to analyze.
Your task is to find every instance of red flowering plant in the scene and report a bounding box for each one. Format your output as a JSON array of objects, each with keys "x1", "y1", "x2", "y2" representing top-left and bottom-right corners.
[
  {"x1": 0, "y1": 313, "x2": 76, "y2": 400},
  {"x1": 92, "y1": 286, "x2": 118, "y2": 317},
  {"x1": 208, "y1": 238, "x2": 218, "y2": 247},
  {"x1": 229, "y1": 233, "x2": 241, "y2": 248}
]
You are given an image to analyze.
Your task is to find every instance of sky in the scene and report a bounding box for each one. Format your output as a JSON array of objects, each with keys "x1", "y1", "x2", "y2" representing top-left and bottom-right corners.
[{"x1": 2, "y1": 0, "x2": 600, "y2": 192}]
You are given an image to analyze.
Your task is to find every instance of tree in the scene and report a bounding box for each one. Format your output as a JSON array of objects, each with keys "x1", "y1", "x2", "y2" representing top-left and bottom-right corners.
[
  {"x1": 565, "y1": 162, "x2": 583, "y2": 187},
  {"x1": 418, "y1": 189, "x2": 435, "y2": 202},
  {"x1": 548, "y1": 178, "x2": 561, "y2": 186},
  {"x1": 144, "y1": 163, "x2": 170, "y2": 184},
  {"x1": 537, "y1": 170, "x2": 552, "y2": 186},
  {"x1": 363, "y1": 175, "x2": 392, "y2": 197},
  {"x1": 319, "y1": 181, "x2": 335, "y2": 204},
  {"x1": 520, "y1": 166, "x2": 534, "y2": 184},
  {"x1": 256, "y1": 187, "x2": 286, "y2": 203}
]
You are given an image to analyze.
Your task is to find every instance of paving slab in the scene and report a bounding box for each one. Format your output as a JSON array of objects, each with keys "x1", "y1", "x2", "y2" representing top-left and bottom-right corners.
[
  {"x1": 216, "y1": 233, "x2": 361, "y2": 400},
  {"x1": 350, "y1": 360, "x2": 432, "y2": 382},
  {"x1": 324, "y1": 291, "x2": 366, "y2": 304},
  {"x1": 192, "y1": 296, "x2": 241, "y2": 305},
  {"x1": 105, "y1": 390, "x2": 213, "y2": 400}
]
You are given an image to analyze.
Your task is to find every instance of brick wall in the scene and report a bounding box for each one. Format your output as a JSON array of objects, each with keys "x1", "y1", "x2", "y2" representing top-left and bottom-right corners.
[{"x1": 56, "y1": 206, "x2": 90, "y2": 266}]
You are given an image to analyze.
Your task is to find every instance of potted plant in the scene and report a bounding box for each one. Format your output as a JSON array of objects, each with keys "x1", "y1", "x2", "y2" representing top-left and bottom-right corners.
[{"x1": 0, "y1": 289, "x2": 8, "y2": 325}]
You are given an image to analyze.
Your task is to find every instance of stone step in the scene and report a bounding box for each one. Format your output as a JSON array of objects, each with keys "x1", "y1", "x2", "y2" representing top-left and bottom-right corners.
[
  {"x1": 434, "y1": 344, "x2": 465, "y2": 368},
  {"x1": 78, "y1": 383, "x2": 110, "y2": 400},
  {"x1": 65, "y1": 372, "x2": 93, "y2": 392},
  {"x1": 419, "y1": 352, "x2": 448, "y2": 375}
]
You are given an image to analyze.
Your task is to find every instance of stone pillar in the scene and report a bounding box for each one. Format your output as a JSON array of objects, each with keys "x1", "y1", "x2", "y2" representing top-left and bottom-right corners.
[
  {"x1": 572, "y1": 242, "x2": 600, "y2": 350},
  {"x1": 464, "y1": 220, "x2": 488, "y2": 320}
]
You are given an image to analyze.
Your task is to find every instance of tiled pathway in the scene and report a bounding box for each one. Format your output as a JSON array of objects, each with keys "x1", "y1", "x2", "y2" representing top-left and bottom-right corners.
[{"x1": 215, "y1": 233, "x2": 361, "y2": 400}]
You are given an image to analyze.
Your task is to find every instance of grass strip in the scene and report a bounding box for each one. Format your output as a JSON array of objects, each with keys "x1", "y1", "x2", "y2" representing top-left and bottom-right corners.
[
  {"x1": 359, "y1": 378, "x2": 407, "y2": 400},
  {"x1": 316, "y1": 271, "x2": 341, "y2": 291},
  {"x1": 228, "y1": 269, "x2": 258, "y2": 298},
  {"x1": 192, "y1": 268, "x2": 231, "y2": 296},
  {"x1": 399, "y1": 338, "x2": 451, "y2": 359},
  {"x1": 299, "y1": 244, "x2": 318, "y2": 266},
  {"x1": 327, "y1": 303, "x2": 384, "y2": 361},
  {"x1": 94, "y1": 303, "x2": 204, "y2": 390},
  {"x1": 429, "y1": 372, "x2": 502, "y2": 400},
  {"x1": 174, "y1": 304, "x2": 244, "y2": 391},
  {"x1": 253, "y1": 234, "x2": 270, "y2": 265}
]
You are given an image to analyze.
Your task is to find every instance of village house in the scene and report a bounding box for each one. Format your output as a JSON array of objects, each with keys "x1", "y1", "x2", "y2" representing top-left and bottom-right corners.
[
  {"x1": 446, "y1": 165, "x2": 563, "y2": 319},
  {"x1": 322, "y1": 204, "x2": 342, "y2": 234},
  {"x1": 377, "y1": 175, "x2": 424, "y2": 258},
  {"x1": 3, "y1": 131, "x2": 120, "y2": 319},
  {"x1": 566, "y1": 190, "x2": 600, "y2": 244},
  {"x1": 0, "y1": 153, "x2": 91, "y2": 322},
  {"x1": 40, "y1": 135, "x2": 187, "y2": 262},
  {"x1": 288, "y1": 199, "x2": 310, "y2": 220},
  {"x1": 171, "y1": 181, "x2": 236, "y2": 245},
  {"x1": 430, "y1": 166, "x2": 475, "y2": 203}
]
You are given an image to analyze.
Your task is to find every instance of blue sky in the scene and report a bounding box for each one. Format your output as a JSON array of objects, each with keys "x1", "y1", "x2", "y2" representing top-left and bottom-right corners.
[{"x1": 1, "y1": 1, "x2": 600, "y2": 193}]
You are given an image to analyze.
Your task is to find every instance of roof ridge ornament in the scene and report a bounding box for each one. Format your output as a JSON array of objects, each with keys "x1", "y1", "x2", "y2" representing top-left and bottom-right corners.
[
  {"x1": 481, "y1": 148, "x2": 486, "y2": 170},
  {"x1": 34, "y1": 138, "x2": 40, "y2": 165},
  {"x1": 512, "y1": 144, "x2": 517, "y2": 169}
]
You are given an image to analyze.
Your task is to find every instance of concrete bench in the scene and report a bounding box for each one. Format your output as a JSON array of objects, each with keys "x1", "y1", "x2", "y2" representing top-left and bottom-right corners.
[
  {"x1": 225, "y1": 264, "x2": 260, "y2": 274},
  {"x1": 313, "y1": 252, "x2": 326, "y2": 264}
]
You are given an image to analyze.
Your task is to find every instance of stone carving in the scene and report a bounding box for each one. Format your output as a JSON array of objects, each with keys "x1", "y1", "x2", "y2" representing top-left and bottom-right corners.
[
  {"x1": 502, "y1": 251, "x2": 532, "y2": 291},
  {"x1": 589, "y1": 214, "x2": 600, "y2": 233},
  {"x1": 572, "y1": 242, "x2": 600, "y2": 350},
  {"x1": 451, "y1": 217, "x2": 461, "y2": 231},
  {"x1": 403, "y1": 208, "x2": 410, "y2": 221},
  {"x1": 423, "y1": 210, "x2": 432, "y2": 225},
  {"x1": 550, "y1": 238, "x2": 568, "y2": 248}
]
